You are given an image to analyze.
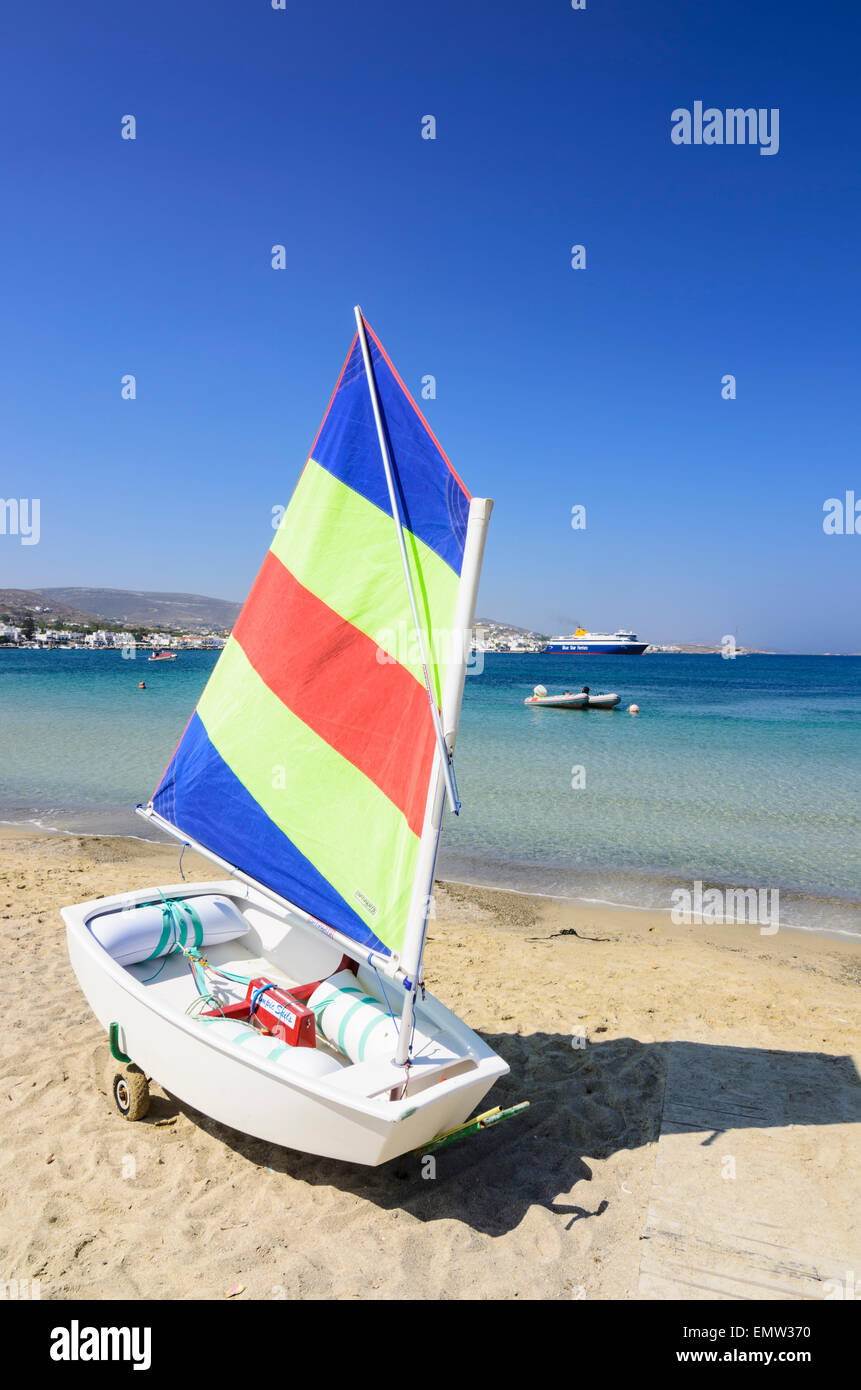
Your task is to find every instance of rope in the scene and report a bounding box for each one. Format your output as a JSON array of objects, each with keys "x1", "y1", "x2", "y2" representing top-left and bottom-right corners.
[
  {"x1": 178, "y1": 943, "x2": 264, "y2": 1028},
  {"x1": 248, "y1": 981, "x2": 277, "y2": 1017},
  {"x1": 138, "y1": 891, "x2": 183, "y2": 983},
  {"x1": 372, "y1": 964, "x2": 400, "y2": 1036}
]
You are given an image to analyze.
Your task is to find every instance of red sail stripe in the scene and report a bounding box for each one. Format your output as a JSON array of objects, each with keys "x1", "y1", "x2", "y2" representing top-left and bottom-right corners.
[{"x1": 232, "y1": 550, "x2": 435, "y2": 836}]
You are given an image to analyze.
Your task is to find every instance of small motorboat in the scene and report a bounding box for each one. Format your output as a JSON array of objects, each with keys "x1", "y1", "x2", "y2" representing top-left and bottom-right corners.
[
  {"x1": 147, "y1": 650, "x2": 177, "y2": 662},
  {"x1": 524, "y1": 685, "x2": 588, "y2": 709}
]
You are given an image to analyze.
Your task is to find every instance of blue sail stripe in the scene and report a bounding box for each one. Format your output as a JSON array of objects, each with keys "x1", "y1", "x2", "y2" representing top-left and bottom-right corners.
[
  {"x1": 152, "y1": 712, "x2": 390, "y2": 958},
  {"x1": 310, "y1": 335, "x2": 469, "y2": 575}
]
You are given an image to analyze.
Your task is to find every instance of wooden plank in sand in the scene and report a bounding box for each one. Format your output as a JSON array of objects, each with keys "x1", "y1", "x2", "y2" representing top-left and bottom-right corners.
[{"x1": 638, "y1": 1040, "x2": 861, "y2": 1300}]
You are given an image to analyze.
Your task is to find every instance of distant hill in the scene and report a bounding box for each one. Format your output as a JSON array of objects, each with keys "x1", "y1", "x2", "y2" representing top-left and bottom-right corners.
[
  {"x1": 0, "y1": 589, "x2": 100, "y2": 627},
  {"x1": 0, "y1": 588, "x2": 241, "y2": 631}
]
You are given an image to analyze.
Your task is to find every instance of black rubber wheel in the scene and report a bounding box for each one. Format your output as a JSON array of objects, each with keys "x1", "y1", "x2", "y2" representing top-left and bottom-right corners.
[{"x1": 112, "y1": 1066, "x2": 150, "y2": 1121}]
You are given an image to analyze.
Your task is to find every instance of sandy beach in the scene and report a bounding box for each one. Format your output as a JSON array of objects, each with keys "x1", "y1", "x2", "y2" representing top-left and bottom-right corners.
[{"x1": 1, "y1": 824, "x2": 859, "y2": 1301}]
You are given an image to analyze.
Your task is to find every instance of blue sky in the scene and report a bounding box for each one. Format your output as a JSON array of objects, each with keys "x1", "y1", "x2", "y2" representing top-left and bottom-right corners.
[{"x1": 1, "y1": 0, "x2": 859, "y2": 651}]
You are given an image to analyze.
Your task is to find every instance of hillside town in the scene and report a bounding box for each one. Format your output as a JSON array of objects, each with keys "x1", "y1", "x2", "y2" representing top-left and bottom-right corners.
[
  {"x1": 472, "y1": 619, "x2": 548, "y2": 653},
  {"x1": 0, "y1": 594, "x2": 762, "y2": 655},
  {"x1": 0, "y1": 619, "x2": 227, "y2": 650},
  {"x1": 0, "y1": 616, "x2": 754, "y2": 656}
]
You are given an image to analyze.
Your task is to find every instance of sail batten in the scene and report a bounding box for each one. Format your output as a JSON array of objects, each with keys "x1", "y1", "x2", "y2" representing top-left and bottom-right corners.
[{"x1": 150, "y1": 316, "x2": 476, "y2": 965}]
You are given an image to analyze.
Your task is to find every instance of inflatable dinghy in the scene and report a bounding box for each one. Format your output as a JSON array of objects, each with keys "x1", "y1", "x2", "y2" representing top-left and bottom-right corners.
[{"x1": 524, "y1": 685, "x2": 588, "y2": 709}]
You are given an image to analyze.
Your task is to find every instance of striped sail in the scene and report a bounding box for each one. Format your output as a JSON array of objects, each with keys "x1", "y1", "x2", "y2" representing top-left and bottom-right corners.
[{"x1": 150, "y1": 320, "x2": 471, "y2": 963}]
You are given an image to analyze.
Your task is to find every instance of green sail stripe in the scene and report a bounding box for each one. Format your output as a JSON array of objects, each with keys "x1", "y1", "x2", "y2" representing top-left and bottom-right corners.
[
  {"x1": 270, "y1": 459, "x2": 460, "y2": 704},
  {"x1": 197, "y1": 640, "x2": 418, "y2": 956}
]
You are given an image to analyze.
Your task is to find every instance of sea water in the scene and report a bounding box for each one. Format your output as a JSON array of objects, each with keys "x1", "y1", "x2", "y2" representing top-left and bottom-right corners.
[{"x1": 1, "y1": 649, "x2": 859, "y2": 937}]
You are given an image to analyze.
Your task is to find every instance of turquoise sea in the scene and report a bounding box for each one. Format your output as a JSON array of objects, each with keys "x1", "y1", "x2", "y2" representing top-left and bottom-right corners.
[{"x1": 1, "y1": 649, "x2": 860, "y2": 937}]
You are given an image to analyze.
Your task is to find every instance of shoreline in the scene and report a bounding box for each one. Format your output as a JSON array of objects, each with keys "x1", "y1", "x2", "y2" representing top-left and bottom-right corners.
[
  {"x1": 437, "y1": 874, "x2": 861, "y2": 943},
  {"x1": 3, "y1": 811, "x2": 859, "y2": 943}
]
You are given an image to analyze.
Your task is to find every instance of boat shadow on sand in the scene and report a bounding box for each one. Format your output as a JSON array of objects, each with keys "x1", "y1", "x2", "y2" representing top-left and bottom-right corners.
[{"x1": 144, "y1": 1033, "x2": 860, "y2": 1238}]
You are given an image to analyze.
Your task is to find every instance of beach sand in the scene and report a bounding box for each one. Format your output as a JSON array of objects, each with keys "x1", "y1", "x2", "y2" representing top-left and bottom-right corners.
[{"x1": 1, "y1": 825, "x2": 858, "y2": 1300}]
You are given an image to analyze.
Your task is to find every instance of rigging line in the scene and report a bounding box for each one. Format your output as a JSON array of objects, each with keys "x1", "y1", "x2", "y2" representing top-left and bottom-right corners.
[
  {"x1": 407, "y1": 805, "x2": 447, "y2": 1059},
  {"x1": 353, "y1": 305, "x2": 460, "y2": 815},
  {"x1": 372, "y1": 963, "x2": 400, "y2": 1037}
]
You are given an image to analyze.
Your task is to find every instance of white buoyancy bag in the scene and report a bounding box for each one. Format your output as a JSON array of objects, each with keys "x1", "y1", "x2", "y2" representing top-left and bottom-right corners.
[
  {"x1": 307, "y1": 969, "x2": 432, "y2": 1065},
  {"x1": 89, "y1": 894, "x2": 249, "y2": 966},
  {"x1": 197, "y1": 1017, "x2": 346, "y2": 1077}
]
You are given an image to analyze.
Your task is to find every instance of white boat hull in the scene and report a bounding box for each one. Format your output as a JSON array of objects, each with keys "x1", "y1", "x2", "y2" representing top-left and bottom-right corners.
[
  {"x1": 63, "y1": 881, "x2": 508, "y2": 1166},
  {"x1": 524, "y1": 692, "x2": 622, "y2": 709},
  {"x1": 524, "y1": 693, "x2": 588, "y2": 709}
]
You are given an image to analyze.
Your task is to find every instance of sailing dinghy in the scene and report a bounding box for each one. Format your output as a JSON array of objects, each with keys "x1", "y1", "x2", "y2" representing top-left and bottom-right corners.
[{"x1": 62, "y1": 309, "x2": 511, "y2": 1165}]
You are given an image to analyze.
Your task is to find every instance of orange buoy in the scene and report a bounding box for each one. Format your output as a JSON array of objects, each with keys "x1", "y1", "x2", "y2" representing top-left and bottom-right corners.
[{"x1": 628, "y1": 703, "x2": 639, "y2": 714}]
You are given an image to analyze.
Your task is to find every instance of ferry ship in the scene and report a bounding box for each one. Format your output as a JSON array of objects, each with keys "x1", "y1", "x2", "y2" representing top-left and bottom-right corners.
[{"x1": 544, "y1": 627, "x2": 648, "y2": 655}]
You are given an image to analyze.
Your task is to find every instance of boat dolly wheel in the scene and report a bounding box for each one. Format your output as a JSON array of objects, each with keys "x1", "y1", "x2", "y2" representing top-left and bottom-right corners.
[{"x1": 111, "y1": 1065, "x2": 150, "y2": 1121}]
